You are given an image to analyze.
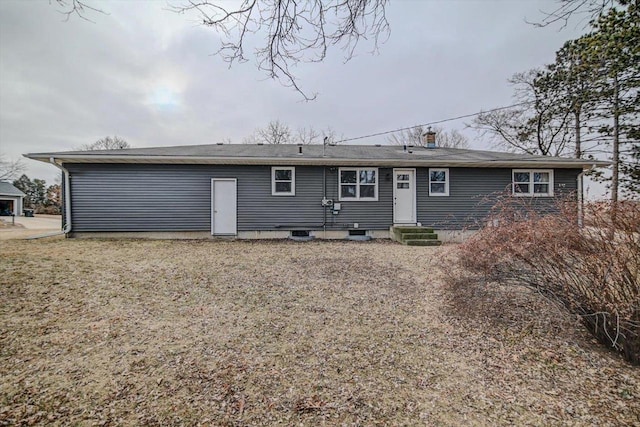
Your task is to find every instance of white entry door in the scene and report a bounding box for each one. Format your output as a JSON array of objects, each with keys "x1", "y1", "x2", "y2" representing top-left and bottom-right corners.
[
  {"x1": 211, "y1": 178, "x2": 237, "y2": 235},
  {"x1": 393, "y1": 169, "x2": 416, "y2": 224}
]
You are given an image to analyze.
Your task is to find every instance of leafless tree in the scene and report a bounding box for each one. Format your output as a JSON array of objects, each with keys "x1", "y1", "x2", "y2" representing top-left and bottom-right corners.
[
  {"x1": 296, "y1": 127, "x2": 321, "y2": 145},
  {"x1": 244, "y1": 120, "x2": 293, "y2": 144},
  {"x1": 321, "y1": 126, "x2": 345, "y2": 145},
  {"x1": 79, "y1": 136, "x2": 131, "y2": 151},
  {"x1": 171, "y1": 0, "x2": 390, "y2": 100},
  {"x1": 244, "y1": 122, "x2": 344, "y2": 145},
  {"x1": 470, "y1": 71, "x2": 573, "y2": 156},
  {"x1": 0, "y1": 153, "x2": 26, "y2": 182},
  {"x1": 295, "y1": 126, "x2": 346, "y2": 144},
  {"x1": 436, "y1": 128, "x2": 470, "y2": 149},
  {"x1": 387, "y1": 126, "x2": 469, "y2": 148},
  {"x1": 387, "y1": 126, "x2": 424, "y2": 146},
  {"x1": 242, "y1": 133, "x2": 259, "y2": 145},
  {"x1": 530, "y1": 0, "x2": 634, "y2": 28}
]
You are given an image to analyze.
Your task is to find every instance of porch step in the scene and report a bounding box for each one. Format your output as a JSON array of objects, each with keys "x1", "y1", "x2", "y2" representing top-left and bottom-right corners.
[
  {"x1": 405, "y1": 239, "x2": 443, "y2": 246},
  {"x1": 401, "y1": 232, "x2": 438, "y2": 240},
  {"x1": 391, "y1": 226, "x2": 442, "y2": 246}
]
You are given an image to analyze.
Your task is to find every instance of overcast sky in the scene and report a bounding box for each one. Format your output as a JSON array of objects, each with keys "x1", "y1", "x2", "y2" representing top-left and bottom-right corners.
[{"x1": 1, "y1": 0, "x2": 593, "y2": 189}]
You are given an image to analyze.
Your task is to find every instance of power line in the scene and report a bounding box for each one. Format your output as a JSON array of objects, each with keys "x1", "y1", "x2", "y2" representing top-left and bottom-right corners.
[{"x1": 335, "y1": 101, "x2": 532, "y2": 144}]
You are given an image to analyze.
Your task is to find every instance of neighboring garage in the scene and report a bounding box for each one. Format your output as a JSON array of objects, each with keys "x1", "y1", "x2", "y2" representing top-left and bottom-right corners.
[{"x1": 0, "y1": 182, "x2": 25, "y2": 216}]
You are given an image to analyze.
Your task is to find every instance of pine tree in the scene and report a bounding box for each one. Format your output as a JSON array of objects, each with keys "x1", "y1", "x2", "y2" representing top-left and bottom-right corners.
[{"x1": 584, "y1": 5, "x2": 640, "y2": 201}]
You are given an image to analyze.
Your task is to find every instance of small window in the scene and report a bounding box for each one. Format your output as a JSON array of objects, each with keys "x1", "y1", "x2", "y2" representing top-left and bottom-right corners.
[
  {"x1": 272, "y1": 167, "x2": 295, "y2": 196},
  {"x1": 429, "y1": 168, "x2": 449, "y2": 196},
  {"x1": 339, "y1": 168, "x2": 378, "y2": 201},
  {"x1": 513, "y1": 170, "x2": 554, "y2": 197},
  {"x1": 396, "y1": 173, "x2": 410, "y2": 189}
]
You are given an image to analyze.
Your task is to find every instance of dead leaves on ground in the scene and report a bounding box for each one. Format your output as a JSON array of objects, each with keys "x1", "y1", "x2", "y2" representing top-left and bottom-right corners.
[{"x1": 0, "y1": 240, "x2": 639, "y2": 426}]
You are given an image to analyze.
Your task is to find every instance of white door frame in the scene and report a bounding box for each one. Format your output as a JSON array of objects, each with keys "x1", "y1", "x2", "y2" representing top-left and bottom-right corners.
[
  {"x1": 393, "y1": 168, "x2": 417, "y2": 224},
  {"x1": 211, "y1": 178, "x2": 237, "y2": 235}
]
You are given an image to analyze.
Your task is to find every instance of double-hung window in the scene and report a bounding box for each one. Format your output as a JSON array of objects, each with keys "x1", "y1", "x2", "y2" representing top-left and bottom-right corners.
[
  {"x1": 339, "y1": 168, "x2": 378, "y2": 201},
  {"x1": 512, "y1": 170, "x2": 553, "y2": 196},
  {"x1": 272, "y1": 167, "x2": 295, "y2": 196},
  {"x1": 429, "y1": 168, "x2": 449, "y2": 196}
]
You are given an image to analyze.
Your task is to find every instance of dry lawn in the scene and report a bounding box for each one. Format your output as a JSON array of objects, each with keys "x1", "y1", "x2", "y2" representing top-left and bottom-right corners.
[{"x1": 0, "y1": 239, "x2": 638, "y2": 426}]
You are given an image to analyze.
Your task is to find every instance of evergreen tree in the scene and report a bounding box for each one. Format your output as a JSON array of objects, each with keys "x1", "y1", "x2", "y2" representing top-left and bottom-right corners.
[{"x1": 584, "y1": 5, "x2": 640, "y2": 201}]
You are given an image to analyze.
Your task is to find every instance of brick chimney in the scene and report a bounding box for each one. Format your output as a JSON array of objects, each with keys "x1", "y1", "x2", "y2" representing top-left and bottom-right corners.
[{"x1": 423, "y1": 129, "x2": 437, "y2": 149}]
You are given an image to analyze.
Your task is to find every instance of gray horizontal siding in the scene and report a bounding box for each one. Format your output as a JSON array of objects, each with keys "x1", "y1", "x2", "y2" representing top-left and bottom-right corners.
[
  {"x1": 324, "y1": 167, "x2": 393, "y2": 230},
  {"x1": 66, "y1": 163, "x2": 581, "y2": 233},
  {"x1": 416, "y1": 168, "x2": 580, "y2": 229},
  {"x1": 67, "y1": 164, "x2": 325, "y2": 232}
]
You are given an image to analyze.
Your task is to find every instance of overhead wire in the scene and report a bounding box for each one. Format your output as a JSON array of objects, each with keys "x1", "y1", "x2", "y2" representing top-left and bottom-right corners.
[{"x1": 334, "y1": 101, "x2": 533, "y2": 144}]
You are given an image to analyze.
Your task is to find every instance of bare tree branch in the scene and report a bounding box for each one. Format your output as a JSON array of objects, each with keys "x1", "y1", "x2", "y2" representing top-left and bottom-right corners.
[
  {"x1": 244, "y1": 119, "x2": 293, "y2": 144},
  {"x1": 435, "y1": 128, "x2": 470, "y2": 149},
  {"x1": 0, "y1": 153, "x2": 26, "y2": 182},
  {"x1": 321, "y1": 126, "x2": 345, "y2": 145},
  {"x1": 171, "y1": 0, "x2": 390, "y2": 100},
  {"x1": 49, "y1": 0, "x2": 390, "y2": 99},
  {"x1": 387, "y1": 125, "x2": 469, "y2": 148},
  {"x1": 296, "y1": 126, "x2": 321, "y2": 145},
  {"x1": 244, "y1": 121, "x2": 344, "y2": 144},
  {"x1": 52, "y1": 0, "x2": 107, "y2": 22},
  {"x1": 78, "y1": 136, "x2": 131, "y2": 151},
  {"x1": 469, "y1": 70, "x2": 574, "y2": 156},
  {"x1": 528, "y1": 0, "x2": 622, "y2": 29}
]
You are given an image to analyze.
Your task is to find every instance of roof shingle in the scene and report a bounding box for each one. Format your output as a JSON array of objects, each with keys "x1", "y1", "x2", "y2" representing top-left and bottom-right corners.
[
  {"x1": 0, "y1": 182, "x2": 26, "y2": 197},
  {"x1": 25, "y1": 143, "x2": 609, "y2": 169}
]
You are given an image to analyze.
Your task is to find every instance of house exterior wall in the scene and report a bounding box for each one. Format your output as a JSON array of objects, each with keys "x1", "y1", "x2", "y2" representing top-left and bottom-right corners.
[
  {"x1": 66, "y1": 164, "x2": 324, "y2": 232},
  {"x1": 65, "y1": 163, "x2": 580, "y2": 233},
  {"x1": 324, "y1": 167, "x2": 394, "y2": 230},
  {"x1": 416, "y1": 168, "x2": 579, "y2": 229}
]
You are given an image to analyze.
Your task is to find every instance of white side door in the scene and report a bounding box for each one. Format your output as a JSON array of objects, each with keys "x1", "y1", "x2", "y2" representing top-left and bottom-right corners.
[
  {"x1": 393, "y1": 169, "x2": 416, "y2": 224},
  {"x1": 211, "y1": 178, "x2": 237, "y2": 235}
]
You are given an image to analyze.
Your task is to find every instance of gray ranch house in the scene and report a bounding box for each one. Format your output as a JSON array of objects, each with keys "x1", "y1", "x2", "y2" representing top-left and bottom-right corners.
[{"x1": 24, "y1": 144, "x2": 606, "y2": 241}]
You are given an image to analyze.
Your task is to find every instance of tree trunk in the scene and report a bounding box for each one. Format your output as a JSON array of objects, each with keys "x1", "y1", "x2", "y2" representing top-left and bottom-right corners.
[
  {"x1": 574, "y1": 109, "x2": 582, "y2": 159},
  {"x1": 612, "y1": 73, "x2": 620, "y2": 204}
]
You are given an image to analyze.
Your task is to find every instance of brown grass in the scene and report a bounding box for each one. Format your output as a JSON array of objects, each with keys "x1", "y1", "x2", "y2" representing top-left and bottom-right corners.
[{"x1": 1, "y1": 239, "x2": 638, "y2": 426}]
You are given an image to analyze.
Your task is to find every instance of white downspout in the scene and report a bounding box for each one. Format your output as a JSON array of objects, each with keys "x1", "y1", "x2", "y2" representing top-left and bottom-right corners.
[
  {"x1": 577, "y1": 164, "x2": 597, "y2": 228},
  {"x1": 578, "y1": 169, "x2": 584, "y2": 227},
  {"x1": 49, "y1": 157, "x2": 72, "y2": 234}
]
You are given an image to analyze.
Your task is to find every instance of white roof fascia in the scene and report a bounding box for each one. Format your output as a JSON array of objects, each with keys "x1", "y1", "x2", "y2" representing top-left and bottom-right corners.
[{"x1": 25, "y1": 154, "x2": 609, "y2": 169}]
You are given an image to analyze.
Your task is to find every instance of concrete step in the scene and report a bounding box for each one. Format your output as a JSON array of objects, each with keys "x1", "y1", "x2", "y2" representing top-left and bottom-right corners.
[
  {"x1": 391, "y1": 226, "x2": 436, "y2": 242},
  {"x1": 401, "y1": 232, "x2": 438, "y2": 240},
  {"x1": 392, "y1": 226, "x2": 435, "y2": 234},
  {"x1": 404, "y1": 239, "x2": 443, "y2": 246}
]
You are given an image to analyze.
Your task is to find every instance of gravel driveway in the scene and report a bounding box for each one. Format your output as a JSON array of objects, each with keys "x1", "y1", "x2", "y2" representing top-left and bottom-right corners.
[{"x1": 1, "y1": 239, "x2": 638, "y2": 425}]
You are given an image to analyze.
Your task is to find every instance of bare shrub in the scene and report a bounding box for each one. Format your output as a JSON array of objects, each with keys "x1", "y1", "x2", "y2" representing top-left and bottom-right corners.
[
  {"x1": 35, "y1": 205, "x2": 61, "y2": 215},
  {"x1": 455, "y1": 196, "x2": 640, "y2": 364}
]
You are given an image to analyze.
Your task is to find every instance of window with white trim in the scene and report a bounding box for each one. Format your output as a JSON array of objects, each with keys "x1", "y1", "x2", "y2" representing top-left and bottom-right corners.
[
  {"x1": 429, "y1": 168, "x2": 449, "y2": 196},
  {"x1": 339, "y1": 168, "x2": 378, "y2": 201},
  {"x1": 272, "y1": 167, "x2": 295, "y2": 196},
  {"x1": 512, "y1": 170, "x2": 554, "y2": 196}
]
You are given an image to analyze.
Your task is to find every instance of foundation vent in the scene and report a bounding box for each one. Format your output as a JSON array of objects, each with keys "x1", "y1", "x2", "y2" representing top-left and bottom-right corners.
[{"x1": 289, "y1": 230, "x2": 314, "y2": 241}]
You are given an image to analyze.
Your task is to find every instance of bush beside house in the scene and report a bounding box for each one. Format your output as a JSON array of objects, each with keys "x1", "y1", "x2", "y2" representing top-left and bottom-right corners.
[{"x1": 453, "y1": 197, "x2": 640, "y2": 365}]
